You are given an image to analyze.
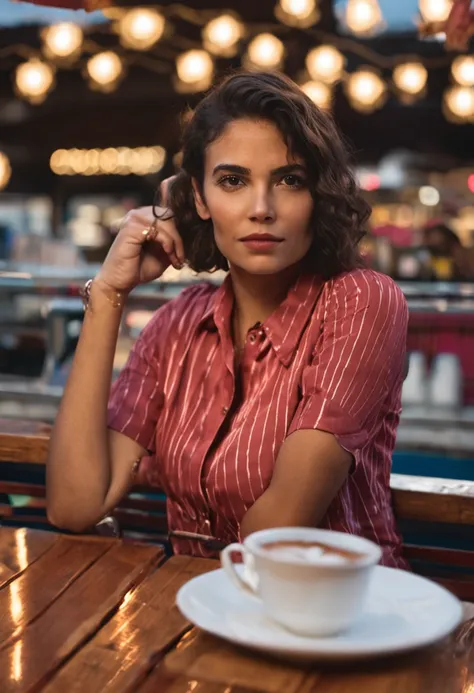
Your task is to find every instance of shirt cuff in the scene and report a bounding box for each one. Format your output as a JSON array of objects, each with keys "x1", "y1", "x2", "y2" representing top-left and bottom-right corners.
[
  {"x1": 287, "y1": 395, "x2": 369, "y2": 466},
  {"x1": 107, "y1": 408, "x2": 156, "y2": 453}
]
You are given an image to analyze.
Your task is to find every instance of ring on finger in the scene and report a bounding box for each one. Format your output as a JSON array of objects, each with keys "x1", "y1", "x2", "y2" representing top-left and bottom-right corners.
[{"x1": 142, "y1": 220, "x2": 159, "y2": 243}]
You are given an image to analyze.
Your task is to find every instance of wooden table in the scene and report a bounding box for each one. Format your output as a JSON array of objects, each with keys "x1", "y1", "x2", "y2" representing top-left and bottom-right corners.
[{"x1": 1, "y1": 527, "x2": 473, "y2": 693}]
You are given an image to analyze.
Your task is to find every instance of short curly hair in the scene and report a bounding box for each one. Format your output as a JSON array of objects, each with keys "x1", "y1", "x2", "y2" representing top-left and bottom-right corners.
[{"x1": 159, "y1": 70, "x2": 370, "y2": 279}]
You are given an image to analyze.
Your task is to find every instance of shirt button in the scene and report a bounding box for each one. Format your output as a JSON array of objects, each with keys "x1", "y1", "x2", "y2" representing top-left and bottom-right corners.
[
  {"x1": 222, "y1": 406, "x2": 229, "y2": 415},
  {"x1": 249, "y1": 334, "x2": 256, "y2": 344}
]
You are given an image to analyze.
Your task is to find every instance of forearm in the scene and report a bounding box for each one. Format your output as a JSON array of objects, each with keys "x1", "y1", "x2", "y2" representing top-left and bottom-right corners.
[
  {"x1": 240, "y1": 485, "x2": 327, "y2": 539},
  {"x1": 47, "y1": 281, "x2": 124, "y2": 529},
  {"x1": 240, "y1": 429, "x2": 352, "y2": 539},
  {"x1": 240, "y1": 488, "x2": 304, "y2": 539}
]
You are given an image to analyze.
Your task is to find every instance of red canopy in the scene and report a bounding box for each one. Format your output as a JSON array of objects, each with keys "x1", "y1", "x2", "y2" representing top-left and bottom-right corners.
[{"x1": 10, "y1": 0, "x2": 112, "y2": 10}]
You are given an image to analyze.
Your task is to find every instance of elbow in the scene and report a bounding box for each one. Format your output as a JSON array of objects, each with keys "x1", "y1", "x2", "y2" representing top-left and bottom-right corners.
[{"x1": 46, "y1": 502, "x2": 96, "y2": 534}]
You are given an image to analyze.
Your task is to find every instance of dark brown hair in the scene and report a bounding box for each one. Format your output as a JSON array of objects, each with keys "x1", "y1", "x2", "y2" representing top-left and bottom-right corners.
[{"x1": 159, "y1": 70, "x2": 370, "y2": 278}]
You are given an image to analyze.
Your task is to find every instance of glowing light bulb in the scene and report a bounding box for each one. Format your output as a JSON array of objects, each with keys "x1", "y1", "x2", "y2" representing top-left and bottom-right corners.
[
  {"x1": 246, "y1": 34, "x2": 285, "y2": 68},
  {"x1": 176, "y1": 50, "x2": 213, "y2": 85},
  {"x1": 0, "y1": 151, "x2": 12, "y2": 190},
  {"x1": 393, "y1": 62, "x2": 428, "y2": 95},
  {"x1": 301, "y1": 80, "x2": 332, "y2": 109},
  {"x1": 86, "y1": 51, "x2": 123, "y2": 92},
  {"x1": 345, "y1": 68, "x2": 387, "y2": 112},
  {"x1": 419, "y1": 186, "x2": 440, "y2": 206},
  {"x1": 42, "y1": 22, "x2": 83, "y2": 59},
  {"x1": 15, "y1": 59, "x2": 55, "y2": 104},
  {"x1": 419, "y1": 0, "x2": 452, "y2": 23},
  {"x1": 119, "y1": 9, "x2": 165, "y2": 50},
  {"x1": 345, "y1": 0, "x2": 384, "y2": 36},
  {"x1": 305, "y1": 45, "x2": 345, "y2": 84},
  {"x1": 203, "y1": 14, "x2": 243, "y2": 56},
  {"x1": 443, "y1": 85, "x2": 474, "y2": 122},
  {"x1": 451, "y1": 56, "x2": 474, "y2": 87}
]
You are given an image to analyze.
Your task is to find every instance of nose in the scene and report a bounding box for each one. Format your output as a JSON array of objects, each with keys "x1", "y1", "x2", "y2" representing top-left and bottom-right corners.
[{"x1": 248, "y1": 186, "x2": 276, "y2": 224}]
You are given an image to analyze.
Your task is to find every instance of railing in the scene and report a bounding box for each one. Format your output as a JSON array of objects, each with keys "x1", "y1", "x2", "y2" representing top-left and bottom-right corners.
[{"x1": 0, "y1": 418, "x2": 473, "y2": 600}]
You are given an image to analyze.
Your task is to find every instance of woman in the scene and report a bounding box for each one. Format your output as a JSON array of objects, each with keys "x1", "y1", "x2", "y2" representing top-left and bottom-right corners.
[
  {"x1": 424, "y1": 222, "x2": 474, "y2": 281},
  {"x1": 47, "y1": 71, "x2": 409, "y2": 568}
]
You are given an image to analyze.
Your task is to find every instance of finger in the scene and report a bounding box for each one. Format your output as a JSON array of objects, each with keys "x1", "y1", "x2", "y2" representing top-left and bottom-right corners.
[
  {"x1": 153, "y1": 230, "x2": 182, "y2": 270},
  {"x1": 144, "y1": 213, "x2": 185, "y2": 265},
  {"x1": 170, "y1": 230, "x2": 185, "y2": 265},
  {"x1": 160, "y1": 177, "x2": 175, "y2": 207},
  {"x1": 110, "y1": 216, "x2": 125, "y2": 235}
]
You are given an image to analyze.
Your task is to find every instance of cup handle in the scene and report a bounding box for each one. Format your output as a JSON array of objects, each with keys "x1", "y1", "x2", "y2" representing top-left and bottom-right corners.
[{"x1": 221, "y1": 543, "x2": 258, "y2": 596}]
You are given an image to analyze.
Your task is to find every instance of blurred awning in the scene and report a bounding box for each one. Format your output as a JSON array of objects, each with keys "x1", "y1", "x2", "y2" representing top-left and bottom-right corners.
[{"x1": 10, "y1": 0, "x2": 112, "y2": 10}]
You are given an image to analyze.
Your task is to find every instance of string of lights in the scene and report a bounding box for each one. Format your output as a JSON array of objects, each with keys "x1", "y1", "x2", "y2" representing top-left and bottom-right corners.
[
  {"x1": 0, "y1": 0, "x2": 473, "y2": 190},
  {"x1": 3, "y1": 1, "x2": 473, "y2": 114}
]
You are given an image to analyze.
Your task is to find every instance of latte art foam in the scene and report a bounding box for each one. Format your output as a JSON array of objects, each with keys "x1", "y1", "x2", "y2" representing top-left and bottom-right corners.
[{"x1": 262, "y1": 540, "x2": 363, "y2": 565}]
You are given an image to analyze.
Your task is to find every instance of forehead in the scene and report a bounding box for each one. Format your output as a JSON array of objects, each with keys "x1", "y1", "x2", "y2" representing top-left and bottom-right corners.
[{"x1": 204, "y1": 118, "x2": 302, "y2": 170}]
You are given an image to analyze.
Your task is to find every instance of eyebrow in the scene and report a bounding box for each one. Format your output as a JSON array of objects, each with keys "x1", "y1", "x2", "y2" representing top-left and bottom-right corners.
[{"x1": 212, "y1": 163, "x2": 307, "y2": 177}]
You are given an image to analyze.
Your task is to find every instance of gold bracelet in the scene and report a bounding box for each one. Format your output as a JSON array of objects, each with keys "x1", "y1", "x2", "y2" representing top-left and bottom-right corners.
[{"x1": 81, "y1": 278, "x2": 124, "y2": 311}]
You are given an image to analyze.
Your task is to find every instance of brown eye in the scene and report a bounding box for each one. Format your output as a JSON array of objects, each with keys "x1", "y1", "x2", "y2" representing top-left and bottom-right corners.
[
  {"x1": 218, "y1": 175, "x2": 244, "y2": 189},
  {"x1": 281, "y1": 174, "x2": 305, "y2": 188}
]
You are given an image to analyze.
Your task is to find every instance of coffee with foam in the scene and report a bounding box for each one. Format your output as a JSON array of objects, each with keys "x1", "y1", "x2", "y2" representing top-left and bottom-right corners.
[{"x1": 261, "y1": 540, "x2": 363, "y2": 565}]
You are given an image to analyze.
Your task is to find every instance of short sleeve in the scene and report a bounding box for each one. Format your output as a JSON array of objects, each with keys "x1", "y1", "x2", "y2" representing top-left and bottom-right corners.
[
  {"x1": 287, "y1": 271, "x2": 408, "y2": 459},
  {"x1": 107, "y1": 309, "x2": 166, "y2": 453}
]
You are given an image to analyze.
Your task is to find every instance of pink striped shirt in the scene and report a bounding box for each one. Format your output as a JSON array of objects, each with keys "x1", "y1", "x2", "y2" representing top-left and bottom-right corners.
[{"x1": 108, "y1": 269, "x2": 409, "y2": 568}]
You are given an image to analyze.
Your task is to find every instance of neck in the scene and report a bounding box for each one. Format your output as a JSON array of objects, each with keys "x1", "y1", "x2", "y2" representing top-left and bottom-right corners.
[{"x1": 229, "y1": 263, "x2": 302, "y2": 333}]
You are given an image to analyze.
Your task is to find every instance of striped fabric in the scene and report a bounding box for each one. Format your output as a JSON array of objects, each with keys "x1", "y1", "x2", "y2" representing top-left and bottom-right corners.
[{"x1": 108, "y1": 269, "x2": 409, "y2": 568}]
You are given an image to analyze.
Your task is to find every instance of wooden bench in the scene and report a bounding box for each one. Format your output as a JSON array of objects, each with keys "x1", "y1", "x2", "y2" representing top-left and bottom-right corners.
[
  {"x1": 0, "y1": 418, "x2": 169, "y2": 546},
  {"x1": 1, "y1": 418, "x2": 474, "y2": 600}
]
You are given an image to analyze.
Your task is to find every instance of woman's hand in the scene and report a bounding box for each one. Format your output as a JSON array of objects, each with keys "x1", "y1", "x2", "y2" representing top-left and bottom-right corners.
[{"x1": 97, "y1": 179, "x2": 184, "y2": 294}]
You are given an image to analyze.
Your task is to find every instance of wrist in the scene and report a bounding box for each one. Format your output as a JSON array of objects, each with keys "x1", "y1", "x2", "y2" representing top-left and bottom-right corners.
[
  {"x1": 95, "y1": 275, "x2": 131, "y2": 301},
  {"x1": 82, "y1": 277, "x2": 128, "y2": 312}
]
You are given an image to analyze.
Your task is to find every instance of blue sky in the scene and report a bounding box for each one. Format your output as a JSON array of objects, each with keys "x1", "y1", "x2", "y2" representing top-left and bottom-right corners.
[
  {"x1": 0, "y1": 0, "x2": 106, "y2": 26},
  {"x1": 335, "y1": 0, "x2": 421, "y2": 32},
  {"x1": 0, "y1": 0, "x2": 421, "y2": 31}
]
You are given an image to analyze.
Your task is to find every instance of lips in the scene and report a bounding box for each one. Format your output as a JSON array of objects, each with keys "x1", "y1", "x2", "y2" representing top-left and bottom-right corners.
[
  {"x1": 239, "y1": 234, "x2": 284, "y2": 254},
  {"x1": 240, "y1": 234, "x2": 283, "y2": 242}
]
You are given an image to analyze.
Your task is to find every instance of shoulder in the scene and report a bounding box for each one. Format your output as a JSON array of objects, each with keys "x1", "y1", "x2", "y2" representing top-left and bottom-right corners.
[
  {"x1": 134, "y1": 281, "x2": 218, "y2": 346},
  {"x1": 331, "y1": 268, "x2": 405, "y2": 299},
  {"x1": 325, "y1": 269, "x2": 408, "y2": 326},
  {"x1": 330, "y1": 269, "x2": 407, "y2": 308}
]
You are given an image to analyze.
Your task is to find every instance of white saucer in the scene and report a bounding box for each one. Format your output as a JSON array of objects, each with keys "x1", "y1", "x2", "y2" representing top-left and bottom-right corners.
[{"x1": 176, "y1": 565, "x2": 463, "y2": 661}]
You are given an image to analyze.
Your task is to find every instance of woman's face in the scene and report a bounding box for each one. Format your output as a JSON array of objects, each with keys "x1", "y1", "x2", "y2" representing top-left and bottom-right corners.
[{"x1": 193, "y1": 118, "x2": 314, "y2": 276}]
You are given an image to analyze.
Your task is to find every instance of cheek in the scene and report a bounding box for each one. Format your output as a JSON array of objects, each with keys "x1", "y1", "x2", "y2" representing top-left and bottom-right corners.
[
  {"x1": 291, "y1": 199, "x2": 313, "y2": 237},
  {"x1": 205, "y1": 196, "x2": 241, "y2": 237}
]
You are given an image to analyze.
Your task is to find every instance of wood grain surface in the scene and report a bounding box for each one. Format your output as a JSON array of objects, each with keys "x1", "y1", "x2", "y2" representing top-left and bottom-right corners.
[
  {"x1": 0, "y1": 530, "x2": 473, "y2": 693},
  {"x1": 0, "y1": 419, "x2": 50, "y2": 465},
  {"x1": 0, "y1": 528, "x2": 163, "y2": 693}
]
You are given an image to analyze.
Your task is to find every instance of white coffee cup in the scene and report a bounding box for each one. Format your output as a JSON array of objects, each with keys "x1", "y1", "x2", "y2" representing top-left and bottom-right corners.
[{"x1": 221, "y1": 527, "x2": 382, "y2": 638}]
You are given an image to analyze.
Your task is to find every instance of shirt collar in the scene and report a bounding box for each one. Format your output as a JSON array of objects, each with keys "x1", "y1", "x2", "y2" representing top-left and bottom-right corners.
[
  {"x1": 198, "y1": 273, "x2": 324, "y2": 367},
  {"x1": 263, "y1": 273, "x2": 324, "y2": 366},
  {"x1": 197, "y1": 274, "x2": 234, "y2": 333}
]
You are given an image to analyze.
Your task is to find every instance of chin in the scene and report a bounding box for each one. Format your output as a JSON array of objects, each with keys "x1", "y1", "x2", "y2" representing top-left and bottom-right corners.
[{"x1": 234, "y1": 258, "x2": 300, "y2": 276}]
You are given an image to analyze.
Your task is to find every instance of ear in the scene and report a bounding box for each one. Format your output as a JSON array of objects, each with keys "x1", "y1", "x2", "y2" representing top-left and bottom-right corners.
[{"x1": 191, "y1": 178, "x2": 211, "y2": 220}]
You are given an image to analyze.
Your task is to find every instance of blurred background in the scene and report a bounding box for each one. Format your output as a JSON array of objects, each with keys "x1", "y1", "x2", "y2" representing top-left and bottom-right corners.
[{"x1": 0, "y1": 0, "x2": 473, "y2": 482}]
